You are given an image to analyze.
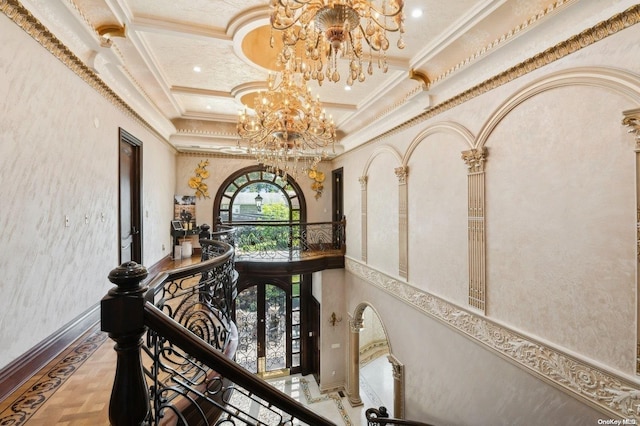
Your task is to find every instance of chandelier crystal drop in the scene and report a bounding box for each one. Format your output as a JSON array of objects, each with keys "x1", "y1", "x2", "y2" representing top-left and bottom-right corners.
[
  {"x1": 270, "y1": 0, "x2": 405, "y2": 86},
  {"x1": 236, "y1": 63, "x2": 336, "y2": 181}
]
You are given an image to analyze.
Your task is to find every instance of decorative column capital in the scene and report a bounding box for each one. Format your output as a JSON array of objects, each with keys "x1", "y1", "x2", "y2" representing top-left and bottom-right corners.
[
  {"x1": 358, "y1": 176, "x2": 368, "y2": 190},
  {"x1": 349, "y1": 318, "x2": 363, "y2": 333},
  {"x1": 623, "y1": 108, "x2": 640, "y2": 149},
  {"x1": 461, "y1": 147, "x2": 488, "y2": 172},
  {"x1": 387, "y1": 354, "x2": 404, "y2": 380},
  {"x1": 394, "y1": 166, "x2": 408, "y2": 184}
]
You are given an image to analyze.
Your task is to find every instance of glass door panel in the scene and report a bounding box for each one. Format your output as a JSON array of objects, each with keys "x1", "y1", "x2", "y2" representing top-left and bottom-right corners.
[
  {"x1": 265, "y1": 284, "x2": 287, "y2": 372},
  {"x1": 235, "y1": 287, "x2": 258, "y2": 373}
]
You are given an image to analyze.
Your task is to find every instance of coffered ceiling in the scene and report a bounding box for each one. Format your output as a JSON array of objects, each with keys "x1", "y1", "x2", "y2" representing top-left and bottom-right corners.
[{"x1": 20, "y1": 0, "x2": 569, "y2": 156}]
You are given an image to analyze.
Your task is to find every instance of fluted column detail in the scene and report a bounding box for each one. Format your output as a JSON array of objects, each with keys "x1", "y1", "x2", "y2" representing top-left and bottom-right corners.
[
  {"x1": 395, "y1": 166, "x2": 409, "y2": 279},
  {"x1": 461, "y1": 147, "x2": 488, "y2": 313},
  {"x1": 347, "y1": 318, "x2": 363, "y2": 407},
  {"x1": 623, "y1": 108, "x2": 640, "y2": 374},
  {"x1": 387, "y1": 354, "x2": 405, "y2": 419},
  {"x1": 359, "y1": 176, "x2": 368, "y2": 263}
]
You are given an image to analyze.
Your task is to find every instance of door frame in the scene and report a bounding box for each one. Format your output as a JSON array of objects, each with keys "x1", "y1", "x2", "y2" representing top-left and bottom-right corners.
[
  {"x1": 118, "y1": 128, "x2": 143, "y2": 264},
  {"x1": 235, "y1": 277, "x2": 292, "y2": 376},
  {"x1": 235, "y1": 273, "x2": 315, "y2": 376}
]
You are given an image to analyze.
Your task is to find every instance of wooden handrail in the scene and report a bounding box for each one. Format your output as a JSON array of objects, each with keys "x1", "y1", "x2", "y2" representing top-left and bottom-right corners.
[
  {"x1": 144, "y1": 302, "x2": 335, "y2": 426},
  {"x1": 366, "y1": 407, "x2": 434, "y2": 426},
  {"x1": 103, "y1": 255, "x2": 336, "y2": 425}
]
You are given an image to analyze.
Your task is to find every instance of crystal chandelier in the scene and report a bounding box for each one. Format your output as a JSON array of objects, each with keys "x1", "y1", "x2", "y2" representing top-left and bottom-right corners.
[
  {"x1": 270, "y1": 0, "x2": 405, "y2": 86},
  {"x1": 237, "y1": 63, "x2": 336, "y2": 180}
]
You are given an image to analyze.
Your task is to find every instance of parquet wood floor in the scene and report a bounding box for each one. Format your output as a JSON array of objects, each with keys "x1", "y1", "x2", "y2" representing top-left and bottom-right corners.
[
  {"x1": 0, "y1": 326, "x2": 114, "y2": 425},
  {"x1": 0, "y1": 255, "x2": 200, "y2": 426}
]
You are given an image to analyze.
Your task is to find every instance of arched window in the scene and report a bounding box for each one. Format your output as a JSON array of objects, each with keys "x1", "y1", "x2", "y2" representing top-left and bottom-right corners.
[{"x1": 213, "y1": 165, "x2": 307, "y2": 223}]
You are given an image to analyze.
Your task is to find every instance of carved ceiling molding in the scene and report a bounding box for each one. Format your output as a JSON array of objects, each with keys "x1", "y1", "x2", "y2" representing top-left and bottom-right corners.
[
  {"x1": 174, "y1": 128, "x2": 238, "y2": 137},
  {"x1": 0, "y1": 0, "x2": 172, "y2": 149},
  {"x1": 430, "y1": 0, "x2": 573, "y2": 87},
  {"x1": 345, "y1": 257, "x2": 640, "y2": 420},
  {"x1": 348, "y1": 4, "x2": 640, "y2": 157}
]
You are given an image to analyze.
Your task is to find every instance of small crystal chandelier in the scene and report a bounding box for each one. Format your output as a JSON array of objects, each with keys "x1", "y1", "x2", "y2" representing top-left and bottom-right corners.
[
  {"x1": 270, "y1": 0, "x2": 405, "y2": 86},
  {"x1": 237, "y1": 63, "x2": 336, "y2": 180}
]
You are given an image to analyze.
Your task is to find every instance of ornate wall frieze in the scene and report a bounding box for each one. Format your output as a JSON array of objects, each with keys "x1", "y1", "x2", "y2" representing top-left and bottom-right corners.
[{"x1": 345, "y1": 257, "x2": 640, "y2": 420}]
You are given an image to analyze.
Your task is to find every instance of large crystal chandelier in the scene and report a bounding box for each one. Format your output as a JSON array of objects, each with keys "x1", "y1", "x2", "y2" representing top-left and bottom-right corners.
[
  {"x1": 270, "y1": 0, "x2": 405, "y2": 86},
  {"x1": 237, "y1": 63, "x2": 336, "y2": 180}
]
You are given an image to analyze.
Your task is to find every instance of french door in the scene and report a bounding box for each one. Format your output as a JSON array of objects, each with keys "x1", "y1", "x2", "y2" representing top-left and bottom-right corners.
[{"x1": 234, "y1": 276, "x2": 302, "y2": 376}]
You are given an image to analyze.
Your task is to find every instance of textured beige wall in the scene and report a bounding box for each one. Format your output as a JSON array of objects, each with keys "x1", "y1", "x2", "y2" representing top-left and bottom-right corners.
[
  {"x1": 334, "y1": 19, "x2": 640, "y2": 423},
  {"x1": 0, "y1": 15, "x2": 176, "y2": 368},
  {"x1": 315, "y1": 269, "x2": 347, "y2": 391}
]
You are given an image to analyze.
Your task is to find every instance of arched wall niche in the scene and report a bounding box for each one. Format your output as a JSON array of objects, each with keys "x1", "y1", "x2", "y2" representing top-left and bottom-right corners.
[
  {"x1": 403, "y1": 123, "x2": 475, "y2": 303},
  {"x1": 358, "y1": 146, "x2": 402, "y2": 274},
  {"x1": 474, "y1": 67, "x2": 640, "y2": 374},
  {"x1": 347, "y1": 302, "x2": 405, "y2": 418}
]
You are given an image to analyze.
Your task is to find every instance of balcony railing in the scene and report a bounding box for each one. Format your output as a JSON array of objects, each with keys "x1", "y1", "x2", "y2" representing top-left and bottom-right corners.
[
  {"x1": 203, "y1": 219, "x2": 346, "y2": 262},
  {"x1": 101, "y1": 241, "x2": 335, "y2": 425}
]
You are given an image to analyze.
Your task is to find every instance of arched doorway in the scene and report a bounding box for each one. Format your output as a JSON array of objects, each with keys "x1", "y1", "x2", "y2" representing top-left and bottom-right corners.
[
  {"x1": 349, "y1": 303, "x2": 405, "y2": 418},
  {"x1": 213, "y1": 165, "x2": 317, "y2": 378}
]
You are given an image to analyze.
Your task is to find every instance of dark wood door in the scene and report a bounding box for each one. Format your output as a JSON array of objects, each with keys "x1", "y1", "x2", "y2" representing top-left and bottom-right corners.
[
  {"x1": 332, "y1": 167, "x2": 344, "y2": 222},
  {"x1": 119, "y1": 129, "x2": 142, "y2": 264},
  {"x1": 332, "y1": 168, "x2": 344, "y2": 248},
  {"x1": 307, "y1": 296, "x2": 321, "y2": 383}
]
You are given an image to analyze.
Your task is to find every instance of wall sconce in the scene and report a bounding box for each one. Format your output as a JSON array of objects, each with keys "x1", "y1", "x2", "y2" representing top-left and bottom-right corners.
[
  {"x1": 97, "y1": 24, "x2": 126, "y2": 48},
  {"x1": 329, "y1": 312, "x2": 342, "y2": 327}
]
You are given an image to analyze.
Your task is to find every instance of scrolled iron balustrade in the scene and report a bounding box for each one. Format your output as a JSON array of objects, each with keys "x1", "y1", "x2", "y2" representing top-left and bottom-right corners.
[
  {"x1": 366, "y1": 406, "x2": 434, "y2": 426},
  {"x1": 204, "y1": 219, "x2": 346, "y2": 262},
  {"x1": 102, "y1": 240, "x2": 335, "y2": 425}
]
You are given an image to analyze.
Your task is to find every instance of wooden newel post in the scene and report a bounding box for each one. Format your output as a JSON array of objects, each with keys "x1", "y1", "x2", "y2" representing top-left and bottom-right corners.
[{"x1": 101, "y1": 261, "x2": 150, "y2": 425}]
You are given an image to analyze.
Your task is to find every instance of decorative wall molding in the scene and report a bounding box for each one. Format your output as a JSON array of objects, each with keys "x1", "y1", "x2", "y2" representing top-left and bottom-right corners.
[
  {"x1": 461, "y1": 148, "x2": 488, "y2": 312},
  {"x1": 345, "y1": 4, "x2": 640, "y2": 156},
  {"x1": 430, "y1": 0, "x2": 574, "y2": 87},
  {"x1": 624, "y1": 108, "x2": 640, "y2": 376},
  {"x1": 345, "y1": 257, "x2": 640, "y2": 420},
  {"x1": 395, "y1": 166, "x2": 409, "y2": 279},
  {"x1": 358, "y1": 176, "x2": 368, "y2": 263}
]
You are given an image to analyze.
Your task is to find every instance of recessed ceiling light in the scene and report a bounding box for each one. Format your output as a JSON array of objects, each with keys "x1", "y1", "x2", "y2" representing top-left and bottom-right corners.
[
  {"x1": 345, "y1": 85, "x2": 352, "y2": 91},
  {"x1": 206, "y1": 105, "x2": 211, "y2": 110},
  {"x1": 193, "y1": 66, "x2": 201, "y2": 72},
  {"x1": 411, "y1": 8, "x2": 423, "y2": 18}
]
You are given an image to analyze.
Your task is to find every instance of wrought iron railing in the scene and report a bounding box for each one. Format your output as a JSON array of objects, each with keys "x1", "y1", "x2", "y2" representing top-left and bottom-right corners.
[
  {"x1": 202, "y1": 219, "x2": 346, "y2": 262},
  {"x1": 366, "y1": 407, "x2": 434, "y2": 426},
  {"x1": 101, "y1": 241, "x2": 335, "y2": 425}
]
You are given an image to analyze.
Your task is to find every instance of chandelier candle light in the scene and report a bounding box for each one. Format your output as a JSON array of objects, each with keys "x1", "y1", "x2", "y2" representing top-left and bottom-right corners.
[
  {"x1": 270, "y1": 0, "x2": 405, "y2": 86},
  {"x1": 237, "y1": 63, "x2": 336, "y2": 180}
]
